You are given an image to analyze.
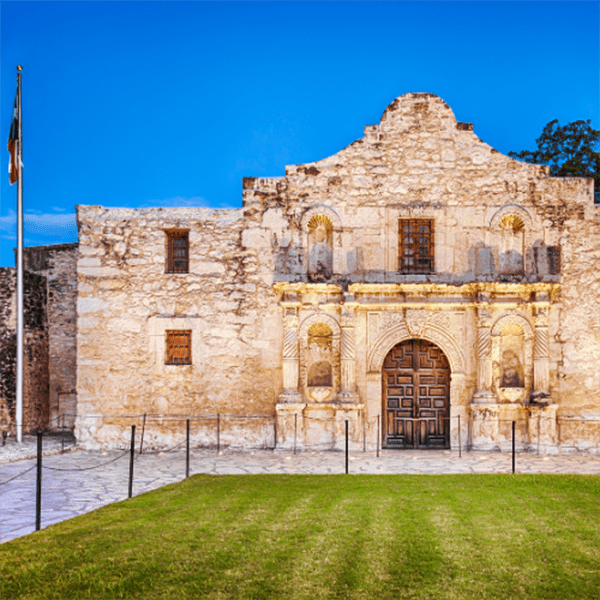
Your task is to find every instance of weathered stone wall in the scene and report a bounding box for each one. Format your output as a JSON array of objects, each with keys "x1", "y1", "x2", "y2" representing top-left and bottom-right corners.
[
  {"x1": 73, "y1": 93, "x2": 598, "y2": 452},
  {"x1": 555, "y1": 196, "x2": 600, "y2": 449},
  {"x1": 75, "y1": 207, "x2": 281, "y2": 449},
  {"x1": 0, "y1": 268, "x2": 49, "y2": 434},
  {"x1": 0, "y1": 269, "x2": 16, "y2": 432},
  {"x1": 23, "y1": 243, "x2": 78, "y2": 430}
]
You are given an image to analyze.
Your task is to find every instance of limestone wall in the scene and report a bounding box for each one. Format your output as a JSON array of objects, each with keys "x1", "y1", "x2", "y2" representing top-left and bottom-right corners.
[
  {"x1": 73, "y1": 93, "x2": 598, "y2": 452},
  {"x1": 0, "y1": 268, "x2": 49, "y2": 434},
  {"x1": 555, "y1": 195, "x2": 600, "y2": 448},
  {"x1": 75, "y1": 206, "x2": 282, "y2": 449},
  {"x1": 242, "y1": 93, "x2": 572, "y2": 287},
  {"x1": 23, "y1": 243, "x2": 78, "y2": 430}
]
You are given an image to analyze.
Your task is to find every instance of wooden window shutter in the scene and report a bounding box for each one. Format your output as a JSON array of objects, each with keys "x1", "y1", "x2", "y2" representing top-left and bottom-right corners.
[
  {"x1": 165, "y1": 330, "x2": 192, "y2": 365},
  {"x1": 166, "y1": 231, "x2": 189, "y2": 273},
  {"x1": 398, "y1": 219, "x2": 434, "y2": 274}
]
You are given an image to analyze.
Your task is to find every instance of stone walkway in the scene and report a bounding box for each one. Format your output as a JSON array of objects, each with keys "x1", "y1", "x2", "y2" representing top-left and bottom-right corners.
[{"x1": 1, "y1": 435, "x2": 598, "y2": 545}]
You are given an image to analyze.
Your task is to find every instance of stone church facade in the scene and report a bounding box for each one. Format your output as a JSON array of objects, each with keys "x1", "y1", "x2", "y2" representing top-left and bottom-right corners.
[{"x1": 2, "y1": 93, "x2": 599, "y2": 452}]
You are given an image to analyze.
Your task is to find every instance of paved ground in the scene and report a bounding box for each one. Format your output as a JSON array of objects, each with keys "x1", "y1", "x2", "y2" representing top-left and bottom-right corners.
[{"x1": 1, "y1": 435, "x2": 599, "y2": 545}]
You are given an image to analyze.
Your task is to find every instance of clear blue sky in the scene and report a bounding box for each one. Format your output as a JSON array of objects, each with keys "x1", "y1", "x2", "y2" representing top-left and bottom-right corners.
[{"x1": 1, "y1": 1, "x2": 598, "y2": 267}]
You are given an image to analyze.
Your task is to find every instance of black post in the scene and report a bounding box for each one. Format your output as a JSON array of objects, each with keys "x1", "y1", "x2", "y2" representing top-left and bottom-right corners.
[
  {"x1": 186, "y1": 419, "x2": 190, "y2": 478},
  {"x1": 363, "y1": 416, "x2": 366, "y2": 453},
  {"x1": 217, "y1": 413, "x2": 221, "y2": 454},
  {"x1": 61, "y1": 413, "x2": 65, "y2": 453},
  {"x1": 128, "y1": 425, "x2": 136, "y2": 499},
  {"x1": 139, "y1": 413, "x2": 147, "y2": 454},
  {"x1": 345, "y1": 420, "x2": 349, "y2": 474},
  {"x1": 376, "y1": 414, "x2": 380, "y2": 458},
  {"x1": 293, "y1": 413, "x2": 297, "y2": 455},
  {"x1": 35, "y1": 429, "x2": 42, "y2": 531},
  {"x1": 512, "y1": 420, "x2": 516, "y2": 474},
  {"x1": 458, "y1": 415, "x2": 462, "y2": 458},
  {"x1": 2, "y1": 430, "x2": 7, "y2": 445}
]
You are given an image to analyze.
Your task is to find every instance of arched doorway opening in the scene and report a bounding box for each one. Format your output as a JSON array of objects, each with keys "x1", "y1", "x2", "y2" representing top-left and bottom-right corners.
[{"x1": 382, "y1": 339, "x2": 450, "y2": 449}]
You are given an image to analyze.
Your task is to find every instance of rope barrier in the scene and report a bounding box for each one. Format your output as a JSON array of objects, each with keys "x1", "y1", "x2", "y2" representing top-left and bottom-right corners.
[
  {"x1": 0, "y1": 465, "x2": 36, "y2": 486},
  {"x1": 41, "y1": 449, "x2": 130, "y2": 472},
  {"x1": 137, "y1": 438, "x2": 188, "y2": 455}
]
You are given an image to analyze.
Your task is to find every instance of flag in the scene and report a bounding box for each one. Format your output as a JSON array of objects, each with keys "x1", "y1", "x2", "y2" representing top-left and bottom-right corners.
[{"x1": 7, "y1": 93, "x2": 19, "y2": 185}]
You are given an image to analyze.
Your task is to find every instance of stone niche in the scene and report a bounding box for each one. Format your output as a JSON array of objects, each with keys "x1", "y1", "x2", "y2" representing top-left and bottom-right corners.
[
  {"x1": 306, "y1": 322, "x2": 334, "y2": 402},
  {"x1": 307, "y1": 215, "x2": 333, "y2": 282},
  {"x1": 492, "y1": 315, "x2": 533, "y2": 402}
]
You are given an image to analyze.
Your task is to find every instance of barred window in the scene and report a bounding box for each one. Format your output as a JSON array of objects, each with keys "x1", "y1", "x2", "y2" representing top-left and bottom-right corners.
[
  {"x1": 165, "y1": 330, "x2": 192, "y2": 365},
  {"x1": 166, "y1": 230, "x2": 189, "y2": 273},
  {"x1": 399, "y1": 219, "x2": 434, "y2": 274}
]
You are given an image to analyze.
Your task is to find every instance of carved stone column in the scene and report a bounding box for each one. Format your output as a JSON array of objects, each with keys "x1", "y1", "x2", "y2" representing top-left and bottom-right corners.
[
  {"x1": 336, "y1": 306, "x2": 359, "y2": 404},
  {"x1": 279, "y1": 308, "x2": 302, "y2": 403},
  {"x1": 533, "y1": 305, "x2": 550, "y2": 397},
  {"x1": 473, "y1": 296, "x2": 495, "y2": 404}
]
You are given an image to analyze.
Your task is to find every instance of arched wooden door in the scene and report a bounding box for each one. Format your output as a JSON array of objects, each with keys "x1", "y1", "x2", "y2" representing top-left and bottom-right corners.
[{"x1": 383, "y1": 339, "x2": 450, "y2": 449}]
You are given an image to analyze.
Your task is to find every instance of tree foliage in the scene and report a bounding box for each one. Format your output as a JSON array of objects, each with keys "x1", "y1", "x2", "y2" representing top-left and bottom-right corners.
[{"x1": 508, "y1": 119, "x2": 600, "y2": 203}]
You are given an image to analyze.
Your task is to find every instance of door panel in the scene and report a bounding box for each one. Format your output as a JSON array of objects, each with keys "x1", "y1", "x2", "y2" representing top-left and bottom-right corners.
[{"x1": 383, "y1": 339, "x2": 450, "y2": 449}]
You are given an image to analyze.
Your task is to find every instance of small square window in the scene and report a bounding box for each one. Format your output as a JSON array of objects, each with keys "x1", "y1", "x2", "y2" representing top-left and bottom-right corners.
[
  {"x1": 166, "y1": 231, "x2": 189, "y2": 273},
  {"x1": 165, "y1": 330, "x2": 192, "y2": 365},
  {"x1": 399, "y1": 219, "x2": 434, "y2": 273}
]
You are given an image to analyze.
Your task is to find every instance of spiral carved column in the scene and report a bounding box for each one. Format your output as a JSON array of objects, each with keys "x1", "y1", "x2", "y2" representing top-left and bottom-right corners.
[
  {"x1": 473, "y1": 299, "x2": 495, "y2": 404},
  {"x1": 337, "y1": 313, "x2": 359, "y2": 403},
  {"x1": 280, "y1": 310, "x2": 302, "y2": 403},
  {"x1": 533, "y1": 322, "x2": 550, "y2": 395}
]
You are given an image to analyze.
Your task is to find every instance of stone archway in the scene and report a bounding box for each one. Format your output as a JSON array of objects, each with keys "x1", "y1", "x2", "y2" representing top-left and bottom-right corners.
[{"x1": 382, "y1": 339, "x2": 451, "y2": 449}]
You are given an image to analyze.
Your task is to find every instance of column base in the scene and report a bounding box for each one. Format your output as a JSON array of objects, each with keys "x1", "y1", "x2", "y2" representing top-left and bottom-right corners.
[
  {"x1": 335, "y1": 391, "x2": 360, "y2": 405},
  {"x1": 471, "y1": 391, "x2": 496, "y2": 404},
  {"x1": 278, "y1": 391, "x2": 303, "y2": 404}
]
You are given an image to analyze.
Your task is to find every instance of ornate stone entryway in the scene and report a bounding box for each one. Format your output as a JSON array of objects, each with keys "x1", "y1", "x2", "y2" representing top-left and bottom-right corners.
[{"x1": 383, "y1": 340, "x2": 450, "y2": 449}]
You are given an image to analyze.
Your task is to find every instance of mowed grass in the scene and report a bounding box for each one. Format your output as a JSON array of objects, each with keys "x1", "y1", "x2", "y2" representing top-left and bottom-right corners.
[{"x1": 1, "y1": 474, "x2": 599, "y2": 600}]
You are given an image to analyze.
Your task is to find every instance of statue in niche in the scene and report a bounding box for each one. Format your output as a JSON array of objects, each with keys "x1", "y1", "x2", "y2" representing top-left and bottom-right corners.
[
  {"x1": 500, "y1": 350, "x2": 524, "y2": 388},
  {"x1": 307, "y1": 322, "x2": 333, "y2": 387},
  {"x1": 308, "y1": 215, "x2": 333, "y2": 282},
  {"x1": 498, "y1": 214, "x2": 525, "y2": 277}
]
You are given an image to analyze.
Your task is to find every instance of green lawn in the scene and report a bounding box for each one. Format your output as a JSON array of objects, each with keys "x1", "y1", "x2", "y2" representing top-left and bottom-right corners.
[{"x1": 1, "y1": 474, "x2": 599, "y2": 600}]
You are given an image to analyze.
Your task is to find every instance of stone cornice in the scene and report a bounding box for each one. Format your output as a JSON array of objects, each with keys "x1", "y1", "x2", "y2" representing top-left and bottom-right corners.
[{"x1": 274, "y1": 281, "x2": 561, "y2": 306}]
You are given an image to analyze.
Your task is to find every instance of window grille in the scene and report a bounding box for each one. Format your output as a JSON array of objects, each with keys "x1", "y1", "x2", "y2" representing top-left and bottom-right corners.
[
  {"x1": 166, "y1": 231, "x2": 189, "y2": 273},
  {"x1": 165, "y1": 330, "x2": 192, "y2": 365},
  {"x1": 399, "y1": 219, "x2": 434, "y2": 274}
]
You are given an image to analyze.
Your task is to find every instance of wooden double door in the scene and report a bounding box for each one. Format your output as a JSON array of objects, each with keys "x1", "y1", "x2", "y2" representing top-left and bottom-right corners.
[{"x1": 383, "y1": 340, "x2": 450, "y2": 449}]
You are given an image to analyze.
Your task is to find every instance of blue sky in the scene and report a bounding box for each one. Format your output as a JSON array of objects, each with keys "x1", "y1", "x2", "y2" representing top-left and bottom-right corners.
[{"x1": 1, "y1": 1, "x2": 598, "y2": 267}]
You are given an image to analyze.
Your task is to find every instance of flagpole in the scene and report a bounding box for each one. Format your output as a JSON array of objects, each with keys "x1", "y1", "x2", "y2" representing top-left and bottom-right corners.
[{"x1": 16, "y1": 65, "x2": 23, "y2": 444}]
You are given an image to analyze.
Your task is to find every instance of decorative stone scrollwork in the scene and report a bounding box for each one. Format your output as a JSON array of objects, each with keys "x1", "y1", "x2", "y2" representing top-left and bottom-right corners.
[
  {"x1": 368, "y1": 323, "x2": 465, "y2": 375},
  {"x1": 405, "y1": 308, "x2": 428, "y2": 337}
]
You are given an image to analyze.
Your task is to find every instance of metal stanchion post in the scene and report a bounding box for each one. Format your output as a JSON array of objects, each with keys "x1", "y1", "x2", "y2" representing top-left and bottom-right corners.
[
  {"x1": 363, "y1": 417, "x2": 366, "y2": 453},
  {"x1": 186, "y1": 419, "x2": 190, "y2": 478},
  {"x1": 128, "y1": 425, "x2": 136, "y2": 499},
  {"x1": 377, "y1": 414, "x2": 380, "y2": 458},
  {"x1": 345, "y1": 420, "x2": 349, "y2": 474},
  {"x1": 512, "y1": 420, "x2": 515, "y2": 474},
  {"x1": 217, "y1": 413, "x2": 221, "y2": 454},
  {"x1": 36, "y1": 429, "x2": 42, "y2": 531},
  {"x1": 139, "y1": 413, "x2": 147, "y2": 454},
  {"x1": 61, "y1": 413, "x2": 65, "y2": 454},
  {"x1": 293, "y1": 413, "x2": 297, "y2": 455}
]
